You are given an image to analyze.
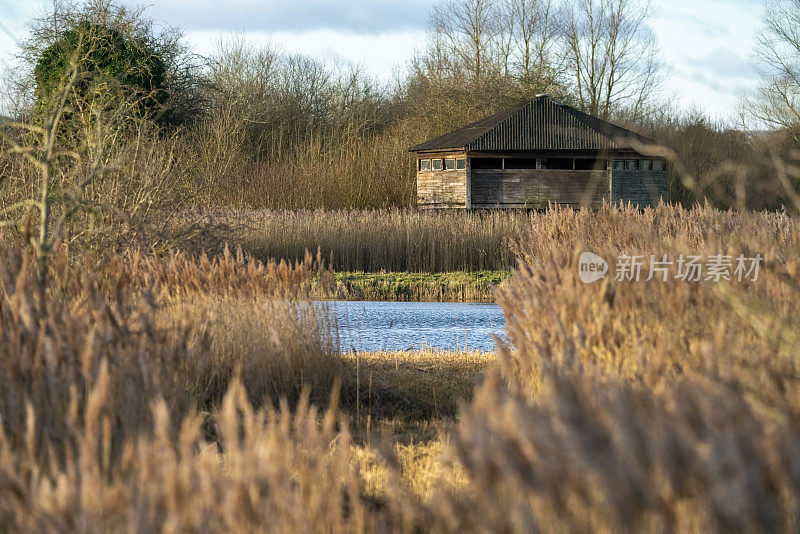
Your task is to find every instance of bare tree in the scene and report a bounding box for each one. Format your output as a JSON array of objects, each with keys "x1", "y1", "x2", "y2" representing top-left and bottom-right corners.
[
  {"x1": 496, "y1": 0, "x2": 516, "y2": 78},
  {"x1": 415, "y1": 0, "x2": 657, "y2": 112},
  {"x1": 560, "y1": 0, "x2": 662, "y2": 119},
  {"x1": 747, "y1": 0, "x2": 800, "y2": 143},
  {"x1": 429, "y1": 0, "x2": 501, "y2": 83},
  {"x1": 507, "y1": 0, "x2": 560, "y2": 90}
]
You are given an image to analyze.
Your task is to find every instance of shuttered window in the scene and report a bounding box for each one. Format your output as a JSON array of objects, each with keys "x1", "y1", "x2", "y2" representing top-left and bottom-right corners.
[
  {"x1": 504, "y1": 158, "x2": 537, "y2": 169},
  {"x1": 543, "y1": 158, "x2": 573, "y2": 170},
  {"x1": 471, "y1": 158, "x2": 503, "y2": 169}
]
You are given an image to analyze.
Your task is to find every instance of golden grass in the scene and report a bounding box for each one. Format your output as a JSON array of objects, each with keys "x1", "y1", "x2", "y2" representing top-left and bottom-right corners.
[
  {"x1": 346, "y1": 351, "x2": 486, "y2": 510},
  {"x1": 171, "y1": 208, "x2": 523, "y2": 272},
  {"x1": 2, "y1": 204, "x2": 800, "y2": 532}
]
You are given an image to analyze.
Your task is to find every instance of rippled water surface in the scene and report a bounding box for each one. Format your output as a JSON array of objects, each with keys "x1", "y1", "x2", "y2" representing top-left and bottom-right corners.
[{"x1": 318, "y1": 301, "x2": 505, "y2": 353}]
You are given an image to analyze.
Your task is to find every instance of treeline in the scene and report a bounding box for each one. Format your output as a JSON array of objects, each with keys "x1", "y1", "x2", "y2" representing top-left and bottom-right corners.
[
  {"x1": 194, "y1": 0, "x2": 666, "y2": 209},
  {"x1": 1, "y1": 0, "x2": 800, "y2": 251},
  {"x1": 191, "y1": 37, "x2": 416, "y2": 209}
]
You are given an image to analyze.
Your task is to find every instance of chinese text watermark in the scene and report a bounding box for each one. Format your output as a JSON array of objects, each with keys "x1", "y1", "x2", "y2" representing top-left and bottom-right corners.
[{"x1": 578, "y1": 253, "x2": 762, "y2": 284}]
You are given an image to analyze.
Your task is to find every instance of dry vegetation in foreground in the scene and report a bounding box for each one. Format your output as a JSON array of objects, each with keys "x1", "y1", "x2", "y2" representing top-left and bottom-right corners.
[{"x1": 2, "y1": 204, "x2": 800, "y2": 532}]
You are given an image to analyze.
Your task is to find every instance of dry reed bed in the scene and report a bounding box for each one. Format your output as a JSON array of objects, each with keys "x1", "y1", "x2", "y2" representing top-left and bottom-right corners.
[
  {"x1": 2, "y1": 205, "x2": 800, "y2": 532},
  {"x1": 475, "y1": 203, "x2": 800, "y2": 531},
  {"x1": 171, "y1": 208, "x2": 524, "y2": 272},
  {"x1": 0, "y1": 241, "x2": 339, "y2": 466},
  {"x1": 499, "y1": 202, "x2": 800, "y2": 394}
]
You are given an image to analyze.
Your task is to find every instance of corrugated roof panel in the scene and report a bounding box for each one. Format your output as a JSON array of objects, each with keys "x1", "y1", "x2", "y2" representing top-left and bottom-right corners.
[{"x1": 409, "y1": 95, "x2": 657, "y2": 153}]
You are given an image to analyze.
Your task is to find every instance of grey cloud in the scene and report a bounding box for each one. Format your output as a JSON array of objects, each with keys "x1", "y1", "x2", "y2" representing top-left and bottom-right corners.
[
  {"x1": 658, "y1": 11, "x2": 730, "y2": 39},
  {"x1": 120, "y1": 0, "x2": 436, "y2": 34},
  {"x1": 684, "y1": 47, "x2": 759, "y2": 81},
  {"x1": 686, "y1": 69, "x2": 754, "y2": 100}
]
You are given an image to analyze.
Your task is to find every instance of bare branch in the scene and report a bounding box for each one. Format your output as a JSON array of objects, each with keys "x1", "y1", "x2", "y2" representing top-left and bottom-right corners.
[
  {"x1": 0, "y1": 199, "x2": 43, "y2": 218},
  {"x1": 559, "y1": 0, "x2": 661, "y2": 119}
]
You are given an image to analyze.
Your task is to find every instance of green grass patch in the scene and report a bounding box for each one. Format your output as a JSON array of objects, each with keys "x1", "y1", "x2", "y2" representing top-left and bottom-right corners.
[{"x1": 328, "y1": 270, "x2": 511, "y2": 302}]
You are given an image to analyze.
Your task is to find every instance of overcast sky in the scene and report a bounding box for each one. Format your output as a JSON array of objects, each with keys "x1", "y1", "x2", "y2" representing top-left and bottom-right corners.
[{"x1": 0, "y1": 0, "x2": 764, "y2": 122}]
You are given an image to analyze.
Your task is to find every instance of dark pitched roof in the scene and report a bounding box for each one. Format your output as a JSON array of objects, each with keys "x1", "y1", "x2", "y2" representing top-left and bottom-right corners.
[{"x1": 410, "y1": 95, "x2": 658, "y2": 153}]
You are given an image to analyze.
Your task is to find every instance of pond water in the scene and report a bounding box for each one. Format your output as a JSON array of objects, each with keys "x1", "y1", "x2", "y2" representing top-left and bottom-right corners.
[{"x1": 318, "y1": 301, "x2": 506, "y2": 353}]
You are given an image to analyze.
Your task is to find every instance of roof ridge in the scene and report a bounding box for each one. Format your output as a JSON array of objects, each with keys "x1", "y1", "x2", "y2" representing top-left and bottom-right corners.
[{"x1": 468, "y1": 95, "x2": 610, "y2": 152}]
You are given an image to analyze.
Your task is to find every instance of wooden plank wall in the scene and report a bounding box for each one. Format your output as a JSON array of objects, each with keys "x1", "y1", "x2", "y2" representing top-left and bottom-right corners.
[
  {"x1": 417, "y1": 170, "x2": 468, "y2": 208},
  {"x1": 611, "y1": 170, "x2": 669, "y2": 207},
  {"x1": 471, "y1": 169, "x2": 610, "y2": 209}
]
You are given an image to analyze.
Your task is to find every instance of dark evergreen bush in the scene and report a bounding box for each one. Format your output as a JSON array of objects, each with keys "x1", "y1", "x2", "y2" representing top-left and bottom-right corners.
[{"x1": 33, "y1": 21, "x2": 167, "y2": 123}]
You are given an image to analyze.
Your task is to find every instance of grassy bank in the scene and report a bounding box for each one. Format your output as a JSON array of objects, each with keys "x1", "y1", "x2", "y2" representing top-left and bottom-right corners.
[{"x1": 325, "y1": 271, "x2": 510, "y2": 302}]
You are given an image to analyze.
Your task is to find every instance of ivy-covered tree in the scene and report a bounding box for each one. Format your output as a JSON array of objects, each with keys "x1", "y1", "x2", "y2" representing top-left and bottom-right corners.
[
  {"x1": 33, "y1": 21, "x2": 168, "y2": 123},
  {"x1": 0, "y1": 2, "x2": 201, "y2": 283},
  {"x1": 19, "y1": 0, "x2": 203, "y2": 129}
]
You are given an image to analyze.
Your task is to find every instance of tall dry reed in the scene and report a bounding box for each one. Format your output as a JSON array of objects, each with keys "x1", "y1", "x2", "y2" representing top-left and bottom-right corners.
[
  {"x1": 3, "y1": 205, "x2": 800, "y2": 532},
  {"x1": 173, "y1": 208, "x2": 524, "y2": 272},
  {"x1": 424, "y1": 203, "x2": 800, "y2": 532},
  {"x1": 0, "y1": 239, "x2": 341, "y2": 472},
  {"x1": 0, "y1": 377, "x2": 368, "y2": 532},
  {"x1": 497, "y1": 203, "x2": 800, "y2": 396}
]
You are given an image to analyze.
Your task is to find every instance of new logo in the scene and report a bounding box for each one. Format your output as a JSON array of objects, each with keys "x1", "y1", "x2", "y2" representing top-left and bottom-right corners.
[{"x1": 578, "y1": 252, "x2": 608, "y2": 283}]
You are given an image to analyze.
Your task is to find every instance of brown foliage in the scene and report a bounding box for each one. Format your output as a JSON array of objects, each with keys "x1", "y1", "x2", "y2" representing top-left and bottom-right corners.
[
  {"x1": 3, "y1": 205, "x2": 800, "y2": 532},
  {"x1": 171, "y1": 208, "x2": 522, "y2": 272},
  {"x1": 0, "y1": 239, "x2": 340, "y2": 472},
  {"x1": 438, "y1": 203, "x2": 800, "y2": 531}
]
